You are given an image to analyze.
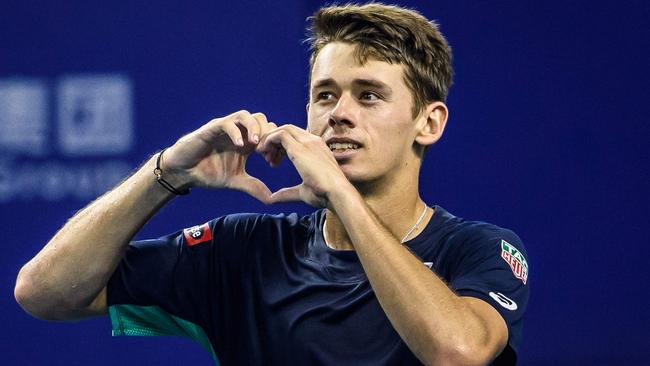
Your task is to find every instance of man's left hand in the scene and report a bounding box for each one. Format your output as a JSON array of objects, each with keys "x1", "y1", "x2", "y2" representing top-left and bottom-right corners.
[{"x1": 256, "y1": 124, "x2": 350, "y2": 208}]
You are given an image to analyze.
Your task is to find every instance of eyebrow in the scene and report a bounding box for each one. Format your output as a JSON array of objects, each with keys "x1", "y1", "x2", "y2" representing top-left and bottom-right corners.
[
  {"x1": 354, "y1": 79, "x2": 392, "y2": 94},
  {"x1": 312, "y1": 78, "x2": 337, "y2": 90},
  {"x1": 311, "y1": 78, "x2": 393, "y2": 94}
]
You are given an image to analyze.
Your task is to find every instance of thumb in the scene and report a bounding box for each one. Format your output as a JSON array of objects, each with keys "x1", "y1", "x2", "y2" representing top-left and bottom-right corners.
[
  {"x1": 229, "y1": 174, "x2": 273, "y2": 204},
  {"x1": 269, "y1": 184, "x2": 303, "y2": 204}
]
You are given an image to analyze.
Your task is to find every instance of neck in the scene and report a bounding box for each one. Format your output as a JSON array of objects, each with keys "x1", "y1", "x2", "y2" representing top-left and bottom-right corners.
[{"x1": 324, "y1": 168, "x2": 432, "y2": 250}]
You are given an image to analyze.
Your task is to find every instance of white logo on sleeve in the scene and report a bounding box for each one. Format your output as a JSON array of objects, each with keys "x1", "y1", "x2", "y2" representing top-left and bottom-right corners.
[{"x1": 489, "y1": 291, "x2": 518, "y2": 311}]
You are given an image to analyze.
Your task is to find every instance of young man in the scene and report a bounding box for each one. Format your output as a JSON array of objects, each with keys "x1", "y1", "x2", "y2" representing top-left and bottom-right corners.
[{"x1": 15, "y1": 3, "x2": 529, "y2": 365}]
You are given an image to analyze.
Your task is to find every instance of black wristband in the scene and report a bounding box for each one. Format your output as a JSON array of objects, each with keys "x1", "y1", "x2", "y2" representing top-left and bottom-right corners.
[{"x1": 153, "y1": 148, "x2": 190, "y2": 195}]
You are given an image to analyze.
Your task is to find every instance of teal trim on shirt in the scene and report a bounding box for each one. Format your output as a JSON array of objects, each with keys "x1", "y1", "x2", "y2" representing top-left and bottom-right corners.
[{"x1": 109, "y1": 304, "x2": 219, "y2": 365}]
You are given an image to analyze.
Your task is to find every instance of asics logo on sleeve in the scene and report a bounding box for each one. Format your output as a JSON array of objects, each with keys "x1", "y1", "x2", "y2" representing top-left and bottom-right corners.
[{"x1": 489, "y1": 291, "x2": 518, "y2": 311}]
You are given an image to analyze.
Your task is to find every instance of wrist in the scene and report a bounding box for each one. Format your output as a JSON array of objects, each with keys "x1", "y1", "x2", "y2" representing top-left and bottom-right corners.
[
  {"x1": 131, "y1": 156, "x2": 178, "y2": 201},
  {"x1": 154, "y1": 149, "x2": 192, "y2": 195},
  {"x1": 326, "y1": 179, "x2": 362, "y2": 211}
]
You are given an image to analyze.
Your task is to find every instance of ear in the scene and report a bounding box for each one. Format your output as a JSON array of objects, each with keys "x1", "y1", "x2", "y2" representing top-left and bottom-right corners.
[
  {"x1": 305, "y1": 103, "x2": 310, "y2": 113},
  {"x1": 414, "y1": 101, "x2": 448, "y2": 147}
]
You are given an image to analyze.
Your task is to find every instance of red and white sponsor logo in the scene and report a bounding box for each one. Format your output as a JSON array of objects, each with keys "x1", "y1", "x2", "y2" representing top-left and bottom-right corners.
[
  {"x1": 183, "y1": 223, "x2": 213, "y2": 246},
  {"x1": 500, "y1": 240, "x2": 528, "y2": 285}
]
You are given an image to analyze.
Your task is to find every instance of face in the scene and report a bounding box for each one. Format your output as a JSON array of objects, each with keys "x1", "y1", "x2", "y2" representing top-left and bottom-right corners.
[{"x1": 307, "y1": 42, "x2": 425, "y2": 184}]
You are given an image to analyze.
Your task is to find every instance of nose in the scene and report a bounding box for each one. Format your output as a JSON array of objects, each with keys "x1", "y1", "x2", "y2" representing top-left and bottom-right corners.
[{"x1": 329, "y1": 94, "x2": 356, "y2": 128}]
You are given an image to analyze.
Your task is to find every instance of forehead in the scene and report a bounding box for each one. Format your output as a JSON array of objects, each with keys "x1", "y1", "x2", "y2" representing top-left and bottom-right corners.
[{"x1": 310, "y1": 42, "x2": 407, "y2": 90}]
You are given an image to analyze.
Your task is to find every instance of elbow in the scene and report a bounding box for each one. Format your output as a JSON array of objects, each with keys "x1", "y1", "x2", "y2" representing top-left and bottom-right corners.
[
  {"x1": 15, "y1": 267, "x2": 46, "y2": 319},
  {"x1": 421, "y1": 334, "x2": 497, "y2": 366},
  {"x1": 15, "y1": 264, "x2": 101, "y2": 321},
  {"x1": 15, "y1": 266, "x2": 62, "y2": 320},
  {"x1": 15, "y1": 269, "x2": 38, "y2": 317},
  {"x1": 421, "y1": 347, "x2": 492, "y2": 366},
  {"x1": 441, "y1": 342, "x2": 495, "y2": 366}
]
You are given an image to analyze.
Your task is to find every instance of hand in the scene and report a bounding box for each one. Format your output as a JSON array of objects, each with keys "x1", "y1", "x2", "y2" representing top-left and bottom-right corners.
[
  {"x1": 256, "y1": 124, "x2": 351, "y2": 208},
  {"x1": 162, "y1": 110, "x2": 276, "y2": 203}
]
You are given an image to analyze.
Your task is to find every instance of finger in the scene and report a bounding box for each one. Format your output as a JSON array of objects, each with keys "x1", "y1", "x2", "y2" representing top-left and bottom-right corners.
[
  {"x1": 268, "y1": 146, "x2": 286, "y2": 167},
  {"x1": 268, "y1": 136, "x2": 299, "y2": 167},
  {"x1": 228, "y1": 110, "x2": 258, "y2": 145},
  {"x1": 218, "y1": 119, "x2": 245, "y2": 147},
  {"x1": 257, "y1": 125, "x2": 315, "y2": 168},
  {"x1": 257, "y1": 128, "x2": 283, "y2": 155},
  {"x1": 269, "y1": 184, "x2": 303, "y2": 204},
  {"x1": 273, "y1": 124, "x2": 312, "y2": 143},
  {"x1": 258, "y1": 124, "x2": 304, "y2": 143},
  {"x1": 259, "y1": 145, "x2": 285, "y2": 167},
  {"x1": 248, "y1": 112, "x2": 269, "y2": 144},
  {"x1": 259, "y1": 121, "x2": 278, "y2": 139},
  {"x1": 258, "y1": 127, "x2": 303, "y2": 154},
  {"x1": 229, "y1": 174, "x2": 273, "y2": 204},
  {"x1": 256, "y1": 122, "x2": 278, "y2": 155}
]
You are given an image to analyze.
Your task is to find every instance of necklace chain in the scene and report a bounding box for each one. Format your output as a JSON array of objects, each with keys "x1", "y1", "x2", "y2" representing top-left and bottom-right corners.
[
  {"x1": 400, "y1": 204, "x2": 429, "y2": 243},
  {"x1": 323, "y1": 204, "x2": 429, "y2": 247}
]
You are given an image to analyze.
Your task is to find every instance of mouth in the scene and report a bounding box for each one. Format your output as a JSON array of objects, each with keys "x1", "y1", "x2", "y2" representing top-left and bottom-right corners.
[
  {"x1": 327, "y1": 142, "x2": 361, "y2": 153},
  {"x1": 325, "y1": 138, "x2": 363, "y2": 153}
]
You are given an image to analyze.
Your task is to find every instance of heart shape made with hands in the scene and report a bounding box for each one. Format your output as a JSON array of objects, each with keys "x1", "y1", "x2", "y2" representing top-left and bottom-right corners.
[
  {"x1": 241, "y1": 150, "x2": 304, "y2": 205},
  {"x1": 166, "y1": 118, "x2": 344, "y2": 209},
  {"x1": 233, "y1": 125, "x2": 343, "y2": 208}
]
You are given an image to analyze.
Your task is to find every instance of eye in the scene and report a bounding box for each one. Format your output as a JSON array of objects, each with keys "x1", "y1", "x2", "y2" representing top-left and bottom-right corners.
[
  {"x1": 360, "y1": 91, "x2": 380, "y2": 101},
  {"x1": 315, "y1": 91, "x2": 335, "y2": 101}
]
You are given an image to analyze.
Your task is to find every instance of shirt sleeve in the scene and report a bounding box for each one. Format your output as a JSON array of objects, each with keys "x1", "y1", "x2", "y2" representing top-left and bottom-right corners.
[
  {"x1": 448, "y1": 227, "x2": 530, "y2": 365},
  {"x1": 105, "y1": 214, "x2": 259, "y2": 360}
]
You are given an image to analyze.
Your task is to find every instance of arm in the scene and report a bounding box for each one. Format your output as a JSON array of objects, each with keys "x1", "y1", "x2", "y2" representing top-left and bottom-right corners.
[
  {"x1": 14, "y1": 157, "x2": 174, "y2": 320},
  {"x1": 14, "y1": 111, "x2": 275, "y2": 320},
  {"x1": 329, "y1": 188, "x2": 508, "y2": 366},
  {"x1": 259, "y1": 125, "x2": 508, "y2": 366}
]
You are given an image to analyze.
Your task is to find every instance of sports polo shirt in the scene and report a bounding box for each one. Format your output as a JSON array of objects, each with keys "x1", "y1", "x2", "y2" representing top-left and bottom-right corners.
[{"x1": 107, "y1": 206, "x2": 530, "y2": 365}]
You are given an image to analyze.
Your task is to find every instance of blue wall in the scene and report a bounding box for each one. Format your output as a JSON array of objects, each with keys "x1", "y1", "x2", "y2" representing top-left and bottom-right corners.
[{"x1": 2, "y1": 1, "x2": 648, "y2": 364}]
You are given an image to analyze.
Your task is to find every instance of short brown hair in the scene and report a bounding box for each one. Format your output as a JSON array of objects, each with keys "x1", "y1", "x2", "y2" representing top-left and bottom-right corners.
[{"x1": 306, "y1": 3, "x2": 453, "y2": 118}]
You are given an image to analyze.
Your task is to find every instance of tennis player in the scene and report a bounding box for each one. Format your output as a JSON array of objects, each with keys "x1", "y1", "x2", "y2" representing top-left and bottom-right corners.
[{"x1": 15, "y1": 3, "x2": 529, "y2": 365}]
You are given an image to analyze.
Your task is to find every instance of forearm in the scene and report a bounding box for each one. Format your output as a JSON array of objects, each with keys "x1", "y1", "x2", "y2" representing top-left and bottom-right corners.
[
  {"x1": 14, "y1": 111, "x2": 277, "y2": 320},
  {"x1": 15, "y1": 155, "x2": 175, "y2": 319},
  {"x1": 330, "y1": 188, "x2": 492, "y2": 365}
]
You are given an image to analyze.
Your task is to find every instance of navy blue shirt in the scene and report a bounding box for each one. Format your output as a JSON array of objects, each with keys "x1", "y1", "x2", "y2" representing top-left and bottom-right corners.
[{"x1": 107, "y1": 206, "x2": 529, "y2": 365}]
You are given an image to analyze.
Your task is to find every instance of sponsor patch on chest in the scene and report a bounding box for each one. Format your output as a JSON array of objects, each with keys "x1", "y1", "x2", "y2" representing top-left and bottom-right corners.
[
  {"x1": 183, "y1": 223, "x2": 213, "y2": 246},
  {"x1": 500, "y1": 240, "x2": 528, "y2": 285}
]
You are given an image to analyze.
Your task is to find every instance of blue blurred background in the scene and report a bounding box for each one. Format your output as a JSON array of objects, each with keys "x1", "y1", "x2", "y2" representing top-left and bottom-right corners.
[{"x1": 1, "y1": 1, "x2": 648, "y2": 365}]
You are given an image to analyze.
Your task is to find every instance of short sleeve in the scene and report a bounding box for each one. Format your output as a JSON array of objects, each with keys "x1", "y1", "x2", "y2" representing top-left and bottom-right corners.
[
  {"x1": 105, "y1": 214, "x2": 260, "y2": 362},
  {"x1": 448, "y1": 228, "x2": 530, "y2": 364}
]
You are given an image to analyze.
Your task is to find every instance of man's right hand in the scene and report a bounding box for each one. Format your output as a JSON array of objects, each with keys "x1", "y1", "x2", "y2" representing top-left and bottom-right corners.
[{"x1": 162, "y1": 110, "x2": 277, "y2": 203}]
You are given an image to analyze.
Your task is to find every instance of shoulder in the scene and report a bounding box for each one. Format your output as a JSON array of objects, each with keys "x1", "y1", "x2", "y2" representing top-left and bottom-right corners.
[
  {"x1": 206, "y1": 211, "x2": 318, "y2": 243},
  {"x1": 430, "y1": 206, "x2": 526, "y2": 255},
  {"x1": 450, "y1": 220, "x2": 525, "y2": 254},
  {"x1": 427, "y1": 207, "x2": 528, "y2": 281},
  {"x1": 213, "y1": 211, "x2": 314, "y2": 231}
]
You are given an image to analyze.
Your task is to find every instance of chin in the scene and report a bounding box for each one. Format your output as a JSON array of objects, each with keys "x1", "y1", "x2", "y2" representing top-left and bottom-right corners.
[
  {"x1": 341, "y1": 167, "x2": 378, "y2": 186},
  {"x1": 340, "y1": 163, "x2": 402, "y2": 193}
]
